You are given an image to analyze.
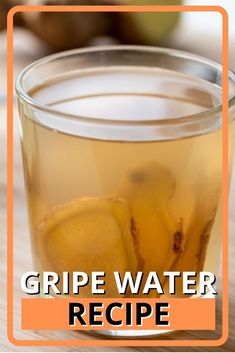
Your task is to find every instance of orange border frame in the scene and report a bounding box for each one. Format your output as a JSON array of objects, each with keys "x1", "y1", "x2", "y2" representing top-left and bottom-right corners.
[{"x1": 7, "y1": 5, "x2": 229, "y2": 347}]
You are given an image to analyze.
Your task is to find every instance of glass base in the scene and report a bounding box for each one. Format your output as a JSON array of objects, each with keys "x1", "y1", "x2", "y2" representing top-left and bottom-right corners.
[{"x1": 95, "y1": 329, "x2": 172, "y2": 338}]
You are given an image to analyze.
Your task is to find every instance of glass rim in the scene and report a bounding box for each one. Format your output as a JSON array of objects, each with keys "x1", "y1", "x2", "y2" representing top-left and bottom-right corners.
[{"x1": 15, "y1": 45, "x2": 235, "y2": 127}]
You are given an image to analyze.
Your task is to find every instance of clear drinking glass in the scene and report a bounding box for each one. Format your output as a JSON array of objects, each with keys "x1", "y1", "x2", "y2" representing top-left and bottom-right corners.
[{"x1": 16, "y1": 46, "x2": 235, "y2": 337}]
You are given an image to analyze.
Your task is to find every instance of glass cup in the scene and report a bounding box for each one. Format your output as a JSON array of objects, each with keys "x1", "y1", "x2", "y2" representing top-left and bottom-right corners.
[{"x1": 16, "y1": 46, "x2": 235, "y2": 337}]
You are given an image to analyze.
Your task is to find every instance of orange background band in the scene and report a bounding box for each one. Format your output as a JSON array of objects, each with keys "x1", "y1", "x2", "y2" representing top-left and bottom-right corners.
[{"x1": 21, "y1": 298, "x2": 216, "y2": 331}]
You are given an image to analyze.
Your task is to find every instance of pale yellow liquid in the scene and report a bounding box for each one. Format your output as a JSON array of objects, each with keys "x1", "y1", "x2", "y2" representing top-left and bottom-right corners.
[{"x1": 19, "y1": 67, "x2": 229, "y2": 299}]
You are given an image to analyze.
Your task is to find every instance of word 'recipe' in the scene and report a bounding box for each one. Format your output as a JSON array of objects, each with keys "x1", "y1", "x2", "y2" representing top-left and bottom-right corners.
[{"x1": 69, "y1": 301, "x2": 170, "y2": 327}]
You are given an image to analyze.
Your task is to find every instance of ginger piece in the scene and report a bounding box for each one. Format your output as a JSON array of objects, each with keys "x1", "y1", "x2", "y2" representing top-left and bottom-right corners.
[
  {"x1": 36, "y1": 197, "x2": 140, "y2": 297},
  {"x1": 163, "y1": 177, "x2": 220, "y2": 297},
  {"x1": 116, "y1": 161, "x2": 184, "y2": 280},
  {"x1": 116, "y1": 161, "x2": 219, "y2": 297}
]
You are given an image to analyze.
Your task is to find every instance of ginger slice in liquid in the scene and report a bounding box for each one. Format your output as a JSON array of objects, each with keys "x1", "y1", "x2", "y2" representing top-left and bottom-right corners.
[
  {"x1": 116, "y1": 161, "x2": 185, "y2": 288},
  {"x1": 36, "y1": 197, "x2": 141, "y2": 297},
  {"x1": 117, "y1": 162, "x2": 219, "y2": 297},
  {"x1": 163, "y1": 175, "x2": 220, "y2": 297},
  {"x1": 166, "y1": 199, "x2": 218, "y2": 296}
]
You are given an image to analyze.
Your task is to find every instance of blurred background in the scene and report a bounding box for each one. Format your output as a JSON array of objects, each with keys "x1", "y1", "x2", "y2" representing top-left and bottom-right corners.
[
  {"x1": 0, "y1": 0, "x2": 235, "y2": 87},
  {"x1": 0, "y1": 0, "x2": 235, "y2": 351},
  {"x1": 1, "y1": 0, "x2": 235, "y2": 233}
]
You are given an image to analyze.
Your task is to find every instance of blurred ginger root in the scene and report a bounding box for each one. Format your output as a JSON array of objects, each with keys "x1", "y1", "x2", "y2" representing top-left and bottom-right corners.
[{"x1": 1, "y1": 0, "x2": 181, "y2": 52}]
